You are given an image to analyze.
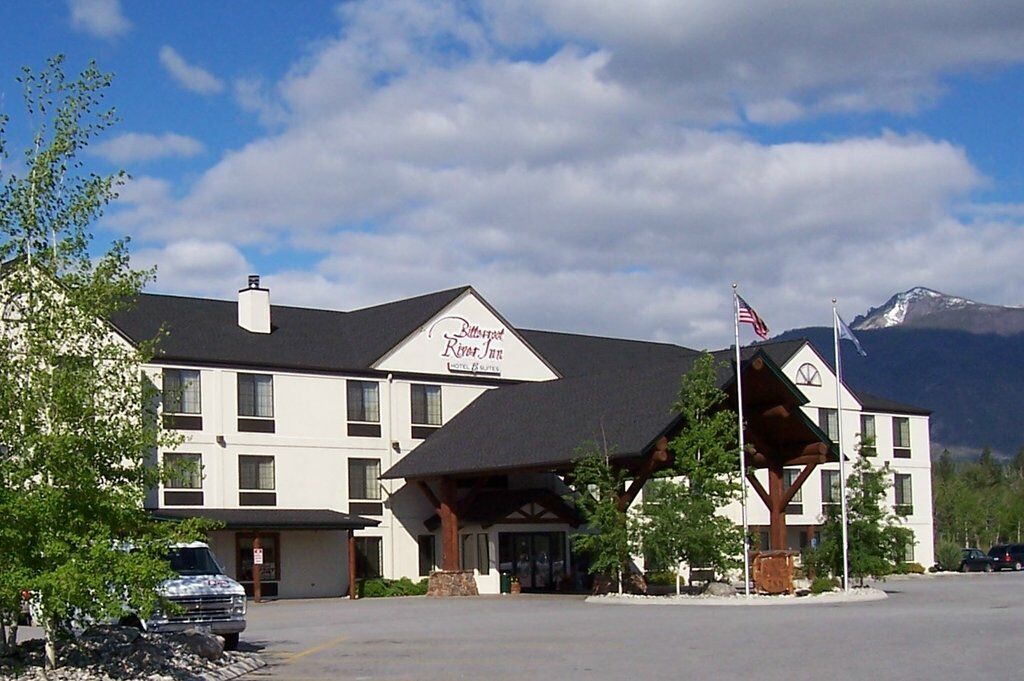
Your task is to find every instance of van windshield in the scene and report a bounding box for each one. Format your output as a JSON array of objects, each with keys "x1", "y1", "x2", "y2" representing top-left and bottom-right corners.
[{"x1": 169, "y1": 547, "x2": 224, "y2": 576}]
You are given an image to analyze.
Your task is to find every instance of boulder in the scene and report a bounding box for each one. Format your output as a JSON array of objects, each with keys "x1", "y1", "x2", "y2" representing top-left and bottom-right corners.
[{"x1": 170, "y1": 628, "x2": 224, "y2": 661}]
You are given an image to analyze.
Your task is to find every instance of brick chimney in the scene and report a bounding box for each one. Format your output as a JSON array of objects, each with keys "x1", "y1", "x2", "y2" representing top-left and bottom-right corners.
[{"x1": 238, "y1": 274, "x2": 270, "y2": 334}]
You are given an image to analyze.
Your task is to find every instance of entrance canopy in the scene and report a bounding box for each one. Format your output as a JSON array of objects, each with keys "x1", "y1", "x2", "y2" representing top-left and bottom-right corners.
[
  {"x1": 151, "y1": 508, "x2": 380, "y2": 531},
  {"x1": 423, "y1": 488, "x2": 581, "y2": 531},
  {"x1": 384, "y1": 343, "x2": 830, "y2": 482}
]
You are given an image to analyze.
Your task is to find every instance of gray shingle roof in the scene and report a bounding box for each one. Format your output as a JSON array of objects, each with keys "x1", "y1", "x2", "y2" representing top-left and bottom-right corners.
[
  {"x1": 150, "y1": 508, "x2": 379, "y2": 530},
  {"x1": 109, "y1": 287, "x2": 470, "y2": 373}
]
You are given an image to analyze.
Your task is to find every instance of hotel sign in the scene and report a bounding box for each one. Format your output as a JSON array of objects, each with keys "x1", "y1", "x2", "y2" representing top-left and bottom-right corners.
[{"x1": 428, "y1": 315, "x2": 506, "y2": 375}]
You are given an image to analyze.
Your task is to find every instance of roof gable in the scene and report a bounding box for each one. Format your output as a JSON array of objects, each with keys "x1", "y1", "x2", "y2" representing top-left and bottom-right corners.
[{"x1": 373, "y1": 288, "x2": 559, "y2": 381}]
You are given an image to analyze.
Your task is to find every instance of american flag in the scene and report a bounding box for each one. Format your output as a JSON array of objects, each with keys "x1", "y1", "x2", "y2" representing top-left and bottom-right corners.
[{"x1": 737, "y1": 295, "x2": 769, "y2": 339}]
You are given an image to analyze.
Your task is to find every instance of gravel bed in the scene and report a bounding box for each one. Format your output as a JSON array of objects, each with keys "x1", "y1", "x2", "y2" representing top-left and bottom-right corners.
[
  {"x1": 586, "y1": 586, "x2": 888, "y2": 606},
  {"x1": 0, "y1": 625, "x2": 265, "y2": 680}
]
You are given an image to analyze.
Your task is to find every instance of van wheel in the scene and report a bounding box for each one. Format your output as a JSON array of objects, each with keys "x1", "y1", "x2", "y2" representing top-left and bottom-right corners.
[
  {"x1": 222, "y1": 633, "x2": 239, "y2": 651},
  {"x1": 1014, "y1": 561, "x2": 1022, "y2": 571}
]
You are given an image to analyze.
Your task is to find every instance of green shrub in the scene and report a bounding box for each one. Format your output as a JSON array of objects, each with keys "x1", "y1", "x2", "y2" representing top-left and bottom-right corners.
[
  {"x1": 895, "y1": 561, "x2": 926, "y2": 575},
  {"x1": 935, "y1": 541, "x2": 963, "y2": 572},
  {"x1": 809, "y1": 576, "x2": 839, "y2": 594},
  {"x1": 358, "y1": 577, "x2": 429, "y2": 598},
  {"x1": 644, "y1": 570, "x2": 678, "y2": 586}
]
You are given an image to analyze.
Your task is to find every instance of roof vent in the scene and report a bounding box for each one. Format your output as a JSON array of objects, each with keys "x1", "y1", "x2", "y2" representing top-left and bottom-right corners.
[{"x1": 238, "y1": 274, "x2": 270, "y2": 334}]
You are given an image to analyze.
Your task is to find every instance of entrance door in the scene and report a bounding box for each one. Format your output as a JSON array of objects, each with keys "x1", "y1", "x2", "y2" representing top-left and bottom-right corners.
[{"x1": 499, "y1": 532, "x2": 567, "y2": 592}]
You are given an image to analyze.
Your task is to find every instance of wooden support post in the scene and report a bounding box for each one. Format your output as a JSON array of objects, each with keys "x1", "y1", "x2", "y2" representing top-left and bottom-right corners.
[
  {"x1": 767, "y1": 465, "x2": 787, "y2": 550},
  {"x1": 618, "y1": 437, "x2": 671, "y2": 512},
  {"x1": 348, "y1": 529, "x2": 358, "y2": 599},
  {"x1": 252, "y1": 535, "x2": 262, "y2": 604},
  {"x1": 416, "y1": 480, "x2": 441, "y2": 511},
  {"x1": 439, "y1": 477, "x2": 460, "y2": 571},
  {"x1": 746, "y1": 472, "x2": 771, "y2": 508},
  {"x1": 780, "y1": 462, "x2": 818, "y2": 508}
]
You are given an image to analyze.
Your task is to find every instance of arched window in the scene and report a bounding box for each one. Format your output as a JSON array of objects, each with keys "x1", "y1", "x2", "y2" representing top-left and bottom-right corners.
[{"x1": 795, "y1": 362, "x2": 821, "y2": 386}]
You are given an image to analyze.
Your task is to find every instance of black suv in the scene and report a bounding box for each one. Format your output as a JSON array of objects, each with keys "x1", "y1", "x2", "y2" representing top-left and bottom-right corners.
[{"x1": 988, "y1": 544, "x2": 1024, "y2": 571}]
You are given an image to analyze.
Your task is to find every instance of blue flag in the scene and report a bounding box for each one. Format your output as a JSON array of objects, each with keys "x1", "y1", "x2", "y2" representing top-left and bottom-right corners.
[{"x1": 837, "y1": 314, "x2": 867, "y2": 357}]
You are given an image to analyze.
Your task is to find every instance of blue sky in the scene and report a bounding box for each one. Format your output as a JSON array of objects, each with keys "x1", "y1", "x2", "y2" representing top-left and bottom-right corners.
[{"x1": 2, "y1": 0, "x2": 1024, "y2": 347}]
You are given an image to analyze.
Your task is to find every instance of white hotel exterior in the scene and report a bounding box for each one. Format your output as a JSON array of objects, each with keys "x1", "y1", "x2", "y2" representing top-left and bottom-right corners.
[{"x1": 106, "y1": 279, "x2": 933, "y2": 597}]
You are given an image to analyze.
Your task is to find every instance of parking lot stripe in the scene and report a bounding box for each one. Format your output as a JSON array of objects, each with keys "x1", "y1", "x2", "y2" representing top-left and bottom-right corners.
[{"x1": 281, "y1": 634, "x2": 349, "y2": 663}]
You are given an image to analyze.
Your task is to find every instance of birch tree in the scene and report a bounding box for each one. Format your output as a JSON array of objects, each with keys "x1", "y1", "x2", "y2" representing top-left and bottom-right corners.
[{"x1": 0, "y1": 56, "x2": 204, "y2": 667}]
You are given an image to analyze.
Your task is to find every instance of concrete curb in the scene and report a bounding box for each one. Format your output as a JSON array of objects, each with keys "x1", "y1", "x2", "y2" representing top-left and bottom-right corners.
[
  {"x1": 201, "y1": 654, "x2": 267, "y2": 680},
  {"x1": 585, "y1": 587, "x2": 888, "y2": 607}
]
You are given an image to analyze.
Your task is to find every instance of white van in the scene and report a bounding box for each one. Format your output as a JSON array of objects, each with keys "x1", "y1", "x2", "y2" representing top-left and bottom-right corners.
[{"x1": 127, "y1": 541, "x2": 247, "y2": 649}]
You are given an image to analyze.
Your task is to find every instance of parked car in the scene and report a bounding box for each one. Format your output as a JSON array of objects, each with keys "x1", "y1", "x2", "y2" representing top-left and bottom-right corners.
[
  {"x1": 987, "y1": 544, "x2": 1024, "y2": 572},
  {"x1": 121, "y1": 542, "x2": 247, "y2": 649},
  {"x1": 959, "y1": 548, "x2": 995, "y2": 572}
]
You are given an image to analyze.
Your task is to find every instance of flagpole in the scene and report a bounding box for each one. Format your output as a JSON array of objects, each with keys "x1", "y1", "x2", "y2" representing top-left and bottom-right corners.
[
  {"x1": 833, "y1": 299, "x2": 850, "y2": 592},
  {"x1": 733, "y1": 284, "x2": 751, "y2": 597}
]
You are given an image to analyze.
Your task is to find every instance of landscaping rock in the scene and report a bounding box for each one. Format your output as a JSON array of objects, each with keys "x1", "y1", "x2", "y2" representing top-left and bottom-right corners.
[
  {"x1": 168, "y1": 628, "x2": 224, "y2": 661},
  {"x1": 0, "y1": 625, "x2": 262, "y2": 680},
  {"x1": 703, "y1": 582, "x2": 737, "y2": 597}
]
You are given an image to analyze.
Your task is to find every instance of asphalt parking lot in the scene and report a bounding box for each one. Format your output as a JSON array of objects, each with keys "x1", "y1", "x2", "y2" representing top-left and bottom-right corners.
[{"x1": 239, "y1": 572, "x2": 1024, "y2": 680}]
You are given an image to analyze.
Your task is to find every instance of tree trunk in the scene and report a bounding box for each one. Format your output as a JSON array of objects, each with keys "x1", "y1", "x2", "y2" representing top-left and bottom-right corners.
[{"x1": 43, "y1": 615, "x2": 57, "y2": 670}]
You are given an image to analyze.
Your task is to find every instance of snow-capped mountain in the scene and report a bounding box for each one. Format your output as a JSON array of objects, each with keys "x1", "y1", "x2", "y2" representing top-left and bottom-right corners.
[{"x1": 851, "y1": 287, "x2": 1024, "y2": 336}]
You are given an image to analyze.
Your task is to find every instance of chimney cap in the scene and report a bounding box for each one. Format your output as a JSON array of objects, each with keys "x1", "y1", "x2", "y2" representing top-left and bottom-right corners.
[{"x1": 247, "y1": 274, "x2": 261, "y2": 289}]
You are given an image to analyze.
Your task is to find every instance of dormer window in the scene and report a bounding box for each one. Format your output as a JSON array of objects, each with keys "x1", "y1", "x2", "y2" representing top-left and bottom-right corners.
[
  {"x1": 163, "y1": 368, "x2": 202, "y2": 430},
  {"x1": 795, "y1": 363, "x2": 821, "y2": 386}
]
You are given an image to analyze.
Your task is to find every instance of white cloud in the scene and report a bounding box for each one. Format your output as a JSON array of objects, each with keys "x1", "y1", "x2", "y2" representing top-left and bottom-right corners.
[
  {"x1": 491, "y1": 0, "x2": 1024, "y2": 122},
  {"x1": 158, "y1": 46, "x2": 224, "y2": 95},
  {"x1": 68, "y1": 0, "x2": 130, "y2": 39},
  {"x1": 133, "y1": 240, "x2": 250, "y2": 297},
  {"x1": 90, "y1": 132, "x2": 204, "y2": 164},
  {"x1": 234, "y1": 78, "x2": 289, "y2": 127},
  {"x1": 109, "y1": 1, "x2": 1024, "y2": 347}
]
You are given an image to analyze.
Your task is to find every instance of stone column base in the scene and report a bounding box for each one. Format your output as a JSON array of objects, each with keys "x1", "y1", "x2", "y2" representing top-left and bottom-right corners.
[{"x1": 427, "y1": 570, "x2": 479, "y2": 597}]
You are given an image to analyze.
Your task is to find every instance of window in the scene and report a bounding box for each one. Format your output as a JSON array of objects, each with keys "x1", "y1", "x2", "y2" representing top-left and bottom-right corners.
[
  {"x1": 238, "y1": 373, "x2": 274, "y2": 433},
  {"x1": 460, "y1": 532, "x2": 490, "y2": 573},
  {"x1": 821, "y1": 470, "x2": 841, "y2": 508},
  {"x1": 784, "y1": 468, "x2": 803, "y2": 515},
  {"x1": 163, "y1": 369, "x2": 201, "y2": 414},
  {"x1": 239, "y1": 455, "x2": 275, "y2": 490},
  {"x1": 795, "y1": 363, "x2": 821, "y2": 386},
  {"x1": 346, "y1": 381, "x2": 381, "y2": 437},
  {"x1": 347, "y1": 380, "x2": 380, "y2": 422},
  {"x1": 418, "y1": 535, "x2": 436, "y2": 576},
  {"x1": 903, "y1": 539, "x2": 916, "y2": 562},
  {"x1": 411, "y1": 384, "x2": 442, "y2": 439},
  {"x1": 348, "y1": 458, "x2": 381, "y2": 501},
  {"x1": 818, "y1": 408, "x2": 839, "y2": 441},
  {"x1": 238, "y1": 373, "x2": 274, "y2": 417},
  {"x1": 355, "y1": 537, "x2": 383, "y2": 579},
  {"x1": 893, "y1": 417, "x2": 911, "y2": 458},
  {"x1": 894, "y1": 473, "x2": 913, "y2": 515},
  {"x1": 860, "y1": 414, "x2": 877, "y2": 456},
  {"x1": 164, "y1": 452, "x2": 202, "y2": 489},
  {"x1": 163, "y1": 452, "x2": 203, "y2": 506},
  {"x1": 239, "y1": 455, "x2": 276, "y2": 506},
  {"x1": 411, "y1": 384, "x2": 442, "y2": 425}
]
